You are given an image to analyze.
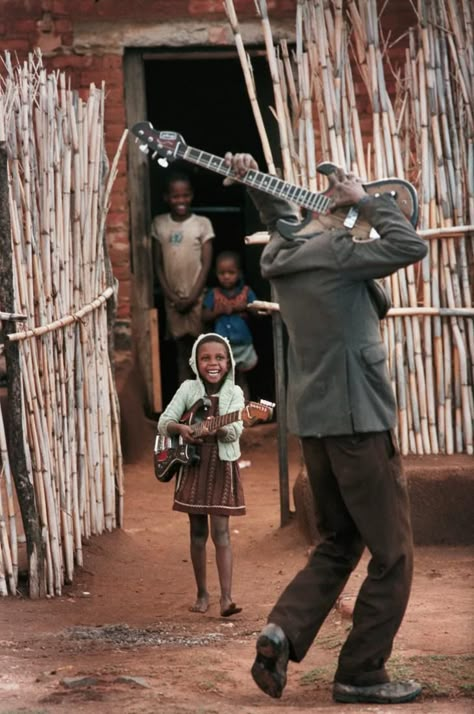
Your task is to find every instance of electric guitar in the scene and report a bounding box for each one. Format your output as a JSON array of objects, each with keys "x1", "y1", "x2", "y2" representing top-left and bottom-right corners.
[
  {"x1": 154, "y1": 400, "x2": 274, "y2": 483},
  {"x1": 130, "y1": 121, "x2": 418, "y2": 242}
]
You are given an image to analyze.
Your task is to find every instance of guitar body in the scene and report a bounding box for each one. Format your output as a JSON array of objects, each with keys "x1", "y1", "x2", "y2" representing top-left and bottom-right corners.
[
  {"x1": 274, "y1": 177, "x2": 417, "y2": 320},
  {"x1": 154, "y1": 435, "x2": 198, "y2": 483},
  {"x1": 277, "y1": 178, "x2": 418, "y2": 242}
]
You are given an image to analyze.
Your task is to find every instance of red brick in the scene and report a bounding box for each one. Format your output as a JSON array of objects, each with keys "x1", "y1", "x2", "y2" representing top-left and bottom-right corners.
[
  {"x1": 106, "y1": 211, "x2": 128, "y2": 228},
  {"x1": 109, "y1": 193, "x2": 128, "y2": 213},
  {"x1": 188, "y1": 0, "x2": 226, "y2": 15},
  {"x1": 49, "y1": 54, "x2": 93, "y2": 69},
  {"x1": 53, "y1": 18, "x2": 73, "y2": 33},
  {"x1": 104, "y1": 124, "x2": 128, "y2": 144},
  {"x1": 113, "y1": 268, "x2": 133, "y2": 286},
  {"x1": 109, "y1": 175, "x2": 127, "y2": 195},
  {"x1": 80, "y1": 67, "x2": 123, "y2": 88},
  {"x1": 2, "y1": 38, "x2": 31, "y2": 51},
  {"x1": 116, "y1": 302, "x2": 131, "y2": 320},
  {"x1": 9, "y1": 19, "x2": 38, "y2": 33},
  {"x1": 107, "y1": 232, "x2": 131, "y2": 251}
]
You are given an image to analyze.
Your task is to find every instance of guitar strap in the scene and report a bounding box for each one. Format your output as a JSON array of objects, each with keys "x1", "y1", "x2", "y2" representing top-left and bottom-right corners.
[
  {"x1": 367, "y1": 279, "x2": 391, "y2": 319},
  {"x1": 181, "y1": 398, "x2": 209, "y2": 425}
]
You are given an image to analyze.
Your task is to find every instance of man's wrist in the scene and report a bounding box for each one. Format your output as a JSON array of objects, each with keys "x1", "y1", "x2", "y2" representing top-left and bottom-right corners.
[{"x1": 356, "y1": 193, "x2": 372, "y2": 206}]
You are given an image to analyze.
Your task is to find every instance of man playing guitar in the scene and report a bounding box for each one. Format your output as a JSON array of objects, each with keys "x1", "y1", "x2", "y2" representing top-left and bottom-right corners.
[{"x1": 225, "y1": 152, "x2": 427, "y2": 707}]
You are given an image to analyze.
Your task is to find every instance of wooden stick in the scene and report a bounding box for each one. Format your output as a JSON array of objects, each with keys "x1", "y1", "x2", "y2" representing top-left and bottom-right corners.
[
  {"x1": 7, "y1": 287, "x2": 114, "y2": 342},
  {"x1": 223, "y1": 0, "x2": 276, "y2": 174}
]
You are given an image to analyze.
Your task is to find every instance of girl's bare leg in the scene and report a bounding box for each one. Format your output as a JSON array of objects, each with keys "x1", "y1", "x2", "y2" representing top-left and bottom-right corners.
[
  {"x1": 188, "y1": 514, "x2": 210, "y2": 613},
  {"x1": 211, "y1": 515, "x2": 241, "y2": 616}
]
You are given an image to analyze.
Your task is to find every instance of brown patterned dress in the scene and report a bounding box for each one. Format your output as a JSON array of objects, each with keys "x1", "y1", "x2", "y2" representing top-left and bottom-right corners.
[{"x1": 173, "y1": 396, "x2": 246, "y2": 516}]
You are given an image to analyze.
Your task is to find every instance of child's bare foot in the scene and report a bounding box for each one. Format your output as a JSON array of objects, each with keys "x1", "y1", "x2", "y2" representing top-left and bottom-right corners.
[
  {"x1": 189, "y1": 593, "x2": 209, "y2": 613},
  {"x1": 220, "y1": 596, "x2": 242, "y2": 618}
]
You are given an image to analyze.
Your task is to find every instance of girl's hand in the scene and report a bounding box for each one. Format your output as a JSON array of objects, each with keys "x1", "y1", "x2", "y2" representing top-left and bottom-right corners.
[
  {"x1": 199, "y1": 419, "x2": 218, "y2": 437},
  {"x1": 177, "y1": 424, "x2": 203, "y2": 444}
]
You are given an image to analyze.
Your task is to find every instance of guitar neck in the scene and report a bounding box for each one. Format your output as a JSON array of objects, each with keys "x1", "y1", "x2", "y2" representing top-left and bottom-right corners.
[
  {"x1": 192, "y1": 409, "x2": 241, "y2": 437},
  {"x1": 177, "y1": 144, "x2": 331, "y2": 214}
]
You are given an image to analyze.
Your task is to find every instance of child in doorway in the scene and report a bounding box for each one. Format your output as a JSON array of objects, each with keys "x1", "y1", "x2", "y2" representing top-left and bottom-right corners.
[
  {"x1": 151, "y1": 171, "x2": 214, "y2": 383},
  {"x1": 157, "y1": 332, "x2": 245, "y2": 617},
  {"x1": 202, "y1": 251, "x2": 258, "y2": 400}
]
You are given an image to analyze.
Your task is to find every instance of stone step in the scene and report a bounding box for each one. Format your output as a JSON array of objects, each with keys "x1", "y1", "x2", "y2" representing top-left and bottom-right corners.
[{"x1": 293, "y1": 454, "x2": 474, "y2": 546}]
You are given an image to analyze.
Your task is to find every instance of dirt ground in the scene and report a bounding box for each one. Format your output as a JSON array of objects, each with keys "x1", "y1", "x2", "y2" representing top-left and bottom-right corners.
[{"x1": 0, "y1": 417, "x2": 473, "y2": 714}]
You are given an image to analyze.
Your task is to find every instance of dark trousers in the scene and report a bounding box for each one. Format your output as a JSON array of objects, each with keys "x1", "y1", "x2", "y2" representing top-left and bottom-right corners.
[{"x1": 268, "y1": 430, "x2": 414, "y2": 686}]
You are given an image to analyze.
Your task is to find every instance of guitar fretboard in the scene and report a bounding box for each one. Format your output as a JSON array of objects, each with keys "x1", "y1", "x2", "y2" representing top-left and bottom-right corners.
[
  {"x1": 178, "y1": 145, "x2": 332, "y2": 214},
  {"x1": 192, "y1": 408, "x2": 241, "y2": 437}
]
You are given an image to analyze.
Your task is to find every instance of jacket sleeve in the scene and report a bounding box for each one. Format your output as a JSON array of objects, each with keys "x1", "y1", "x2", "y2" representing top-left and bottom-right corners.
[
  {"x1": 157, "y1": 381, "x2": 193, "y2": 435},
  {"x1": 248, "y1": 187, "x2": 300, "y2": 231},
  {"x1": 332, "y1": 194, "x2": 428, "y2": 279},
  {"x1": 218, "y1": 385, "x2": 245, "y2": 443},
  {"x1": 260, "y1": 194, "x2": 427, "y2": 281}
]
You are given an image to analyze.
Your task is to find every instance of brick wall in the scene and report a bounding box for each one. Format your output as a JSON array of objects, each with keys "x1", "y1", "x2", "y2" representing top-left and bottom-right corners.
[{"x1": 0, "y1": 0, "x2": 416, "y2": 343}]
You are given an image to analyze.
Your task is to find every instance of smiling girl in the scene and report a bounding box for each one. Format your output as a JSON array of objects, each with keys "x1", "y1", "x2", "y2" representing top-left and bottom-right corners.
[{"x1": 157, "y1": 333, "x2": 246, "y2": 617}]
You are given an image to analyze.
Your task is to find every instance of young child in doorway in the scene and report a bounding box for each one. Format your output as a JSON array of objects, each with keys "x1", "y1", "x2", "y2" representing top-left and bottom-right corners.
[
  {"x1": 151, "y1": 171, "x2": 214, "y2": 383},
  {"x1": 202, "y1": 251, "x2": 258, "y2": 400},
  {"x1": 157, "y1": 332, "x2": 245, "y2": 617}
]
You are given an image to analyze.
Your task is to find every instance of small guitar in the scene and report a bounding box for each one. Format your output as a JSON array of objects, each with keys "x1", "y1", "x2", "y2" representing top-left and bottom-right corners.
[
  {"x1": 130, "y1": 121, "x2": 418, "y2": 242},
  {"x1": 154, "y1": 400, "x2": 274, "y2": 483}
]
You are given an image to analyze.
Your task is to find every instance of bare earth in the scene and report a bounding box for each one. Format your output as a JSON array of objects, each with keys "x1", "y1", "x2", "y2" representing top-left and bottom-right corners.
[{"x1": 0, "y1": 420, "x2": 473, "y2": 714}]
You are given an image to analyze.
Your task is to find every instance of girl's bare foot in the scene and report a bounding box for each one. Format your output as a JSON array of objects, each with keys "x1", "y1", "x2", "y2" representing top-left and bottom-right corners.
[
  {"x1": 189, "y1": 593, "x2": 209, "y2": 613},
  {"x1": 220, "y1": 596, "x2": 242, "y2": 617}
]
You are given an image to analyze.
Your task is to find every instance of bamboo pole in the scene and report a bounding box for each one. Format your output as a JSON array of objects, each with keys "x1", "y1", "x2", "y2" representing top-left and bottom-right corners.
[
  {"x1": 1, "y1": 50, "x2": 125, "y2": 595},
  {"x1": 255, "y1": 0, "x2": 294, "y2": 182},
  {"x1": 7, "y1": 288, "x2": 114, "y2": 342},
  {"x1": 223, "y1": 0, "x2": 276, "y2": 174}
]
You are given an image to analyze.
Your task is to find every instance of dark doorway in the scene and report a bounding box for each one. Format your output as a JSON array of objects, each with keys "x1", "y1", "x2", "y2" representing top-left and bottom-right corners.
[{"x1": 144, "y1": 49, "x2": 279, "y2": 409}]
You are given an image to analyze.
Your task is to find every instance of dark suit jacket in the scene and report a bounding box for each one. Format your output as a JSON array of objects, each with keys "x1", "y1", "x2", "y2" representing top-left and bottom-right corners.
[{"x1": 249, "y1": 190, "x2": 428, "y2": 437}]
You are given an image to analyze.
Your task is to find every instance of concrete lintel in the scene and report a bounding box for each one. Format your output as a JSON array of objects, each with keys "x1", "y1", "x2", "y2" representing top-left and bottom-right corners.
[{"x1": 72, "y1": 19, "x2": 295, "y2": 53}]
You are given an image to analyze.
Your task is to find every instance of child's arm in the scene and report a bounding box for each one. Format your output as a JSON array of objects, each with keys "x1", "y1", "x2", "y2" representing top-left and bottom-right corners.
[
  {"x1": 202, "y1": 288, "x2": 230, "y2": 322},
  {"x1": 216, "y1": 386, "x2": 245, "y2": 443},
  {"x1": 152, "y1": 239, "x2": 179, "y2": 304},
  {"x1": 175, "y1": 240, "x2": 213, "y2": 313},
  {"x1": 158, "y1": 383, "x2": 192, "y2": 435},
  {"x1": 167, "y1": 421, "x2": 203, "y2": 445}
]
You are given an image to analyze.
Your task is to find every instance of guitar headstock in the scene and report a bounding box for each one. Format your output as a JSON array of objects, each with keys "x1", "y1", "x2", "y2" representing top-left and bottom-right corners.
[
  {"x1": 130, "y1": 122, "x2": 186, "y2": 167},
  {"x1": 242, "y1": 400, "x2": 275, "y2": 426}
]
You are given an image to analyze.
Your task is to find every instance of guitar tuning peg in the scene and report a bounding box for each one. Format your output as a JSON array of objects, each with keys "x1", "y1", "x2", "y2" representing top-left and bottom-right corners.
[
  {"x1": 138, "y1": 144, "x2": 149, "y2": 154},
  {"x1": 158, "y1": 157, "x2": 169, "y2": 168}
]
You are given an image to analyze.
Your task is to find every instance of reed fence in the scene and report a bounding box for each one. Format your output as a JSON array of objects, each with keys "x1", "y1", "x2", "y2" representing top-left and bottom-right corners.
[
  {"x1": 0, "y1": 51, "x2": 125, "y2": 597},
  {"x1": 225, "y1": 0, "x2": 473, "y2": 456}
]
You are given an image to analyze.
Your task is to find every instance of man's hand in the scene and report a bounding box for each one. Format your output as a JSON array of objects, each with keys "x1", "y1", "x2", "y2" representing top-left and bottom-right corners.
[
  {"x1": 223, "y1": 152, "x2": 259, "y2": 186},
  {"x1": 327, "y1": 167, "x2": 368, "y2": 210}
]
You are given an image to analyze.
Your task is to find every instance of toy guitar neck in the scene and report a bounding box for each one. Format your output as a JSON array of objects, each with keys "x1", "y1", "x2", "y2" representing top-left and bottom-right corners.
[{"x1": 131, "y1": 121, "x2": 418, "y2": 241}]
